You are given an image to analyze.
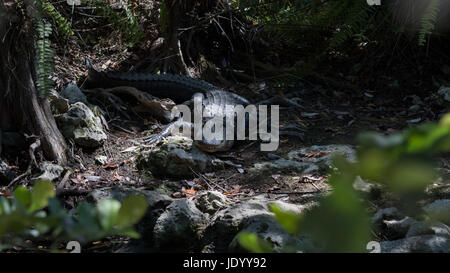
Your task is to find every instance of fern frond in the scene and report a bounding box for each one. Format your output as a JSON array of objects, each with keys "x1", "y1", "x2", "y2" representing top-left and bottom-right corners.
[
  {"x1": 14, "y1": 0, "x2": 26, "y2": 17},
  {"x1": 42, "y1": 0, "x2": 74, "y2": 38},
  {"x1": 325, "y1": 0, "x2": 376, "y2": 49},
  {"x1": 418, "y1": 0, "x2": 440, "y2": 46},
  {"x1": 119, "y1": 0, "x2": 136, "y2": 25},
  {"x1": 88, "y1": 0, "x2": 144, "y2": 46},
  {"x1": 35, "y1": 20, "x2": 55, "y2": 98}
]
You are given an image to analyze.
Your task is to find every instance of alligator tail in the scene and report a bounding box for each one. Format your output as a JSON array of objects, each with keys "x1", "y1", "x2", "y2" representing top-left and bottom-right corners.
[{"x1": 82, "y1": 61, "x2": 220, "y2": 103}]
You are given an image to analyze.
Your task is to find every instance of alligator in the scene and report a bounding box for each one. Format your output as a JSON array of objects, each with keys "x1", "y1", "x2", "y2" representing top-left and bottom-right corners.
[
  {"x1": 84, "y1": 64, "x2": 256, "y2": 152},
  {"x1": 84, "y1": 65, "x2": 223, "y2": 104},
  {"x1": 84, "y1": 64, "x2": 304, "y2": 152}
]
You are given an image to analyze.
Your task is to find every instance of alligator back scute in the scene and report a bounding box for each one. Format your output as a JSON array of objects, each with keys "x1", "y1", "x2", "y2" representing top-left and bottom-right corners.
[{"x1": 85, "y1": 67, "x2": 220, "y2": 103}]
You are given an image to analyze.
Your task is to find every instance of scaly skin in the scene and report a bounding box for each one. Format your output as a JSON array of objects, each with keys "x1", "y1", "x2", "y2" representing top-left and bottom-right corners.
[{"x1": 84, "y1": 66, "x2": 219, "y2": 103}]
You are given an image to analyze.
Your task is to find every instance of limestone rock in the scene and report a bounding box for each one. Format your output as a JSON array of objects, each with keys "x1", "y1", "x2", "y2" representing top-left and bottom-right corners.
[
  {"x1": 423, "y1": 199, "x2": 450, "y2": 225},
  {"x1": 287, "y1": 144, "x2": 357, "y2": 169},
  {"x1": 137, "y1": 136, "x2": 224, "y2": 177},
  {"x1": 56, "y1": 102, "x2": 107, "y2": 148},
  {"x1": 48, "y1": 89, "x2": 69, "y2": 114},
  {"x1": 380, "y1": 235, "x2": 450, "y2": 253},
  {"x1": 251, "y1": 158, "x2": 319, "y2": 173},
  {"x1": 87, "y1": 187, "x2": 173, "y2": 239},
  {"x1": 195, "y1": 191, "x2": 231, "y2": 214},
  {"x1": 153, "y1": 198, "x2": 208, "y2": 249},
  {"x1": 35, "y1": 162, "x2": 64, "y2": 182},
  {"x1": 201, "y1": 197, "x2": 315, "y2": 252}
]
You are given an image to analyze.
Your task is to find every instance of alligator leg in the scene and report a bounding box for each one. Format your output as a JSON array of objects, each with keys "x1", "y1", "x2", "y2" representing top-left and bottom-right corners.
[
  {"x1": 133, "y1": 105, "x2": 175, "y2": 123},
  {"x1": 143, "y1": 119, "x2": 194, "y2": 144}
]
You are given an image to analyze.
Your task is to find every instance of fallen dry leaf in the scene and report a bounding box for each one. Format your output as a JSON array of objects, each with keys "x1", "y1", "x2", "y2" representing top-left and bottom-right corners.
[
  {"x1": 102, "y1": 162, "x2": 119, "y2": 169},
  {"x1": 224, "y1": 190, "x2": 235, "y2": 195},
  {"x1": 306, "y1": 151, "x2": 329, "y2": 158},
  {"x1": 112, "y1": 171, "x2": 123, "y2": 182},
  {"x1": 115, "y1": 135, "x2": 131, "y2": 144},
  {"x1": 185, "y1": 189, "x2": 196, "y2": 197}
]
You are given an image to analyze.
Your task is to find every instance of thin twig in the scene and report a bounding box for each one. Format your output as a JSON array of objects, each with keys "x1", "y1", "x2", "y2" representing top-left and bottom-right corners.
[
  {"x1": 265, "y1": 190, "x2": 330, "y2": 195},
  {"x1": 238, "y1": 141, "x2": 258, "y2": 152},
  {"x1": 56, "y1": 170, "x2": 72, "y2": 192},
  {"x1": 7, "y1": 137, "x2": 41, "y2": 188},
  {"x1": 111, "y1": 123, "x2": 134, "y2": 134},
  {"x1": 189, "y1": 167, "x2": 226, "y2": 192},
  {"x1": 7, "y1": 168, "x2": 31, "y2": 188},
  {"x1": 28, "y1": 138, "x2": 41, "y2": 168}
]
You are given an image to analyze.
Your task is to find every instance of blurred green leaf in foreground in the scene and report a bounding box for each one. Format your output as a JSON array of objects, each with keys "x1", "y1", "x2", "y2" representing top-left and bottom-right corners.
[{"x1": 0, "y1": 180, "x2": 148, "y2": 251}]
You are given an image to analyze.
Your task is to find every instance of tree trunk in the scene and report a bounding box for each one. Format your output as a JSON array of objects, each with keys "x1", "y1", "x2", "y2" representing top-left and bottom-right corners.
[
  {"x1": 161, "y1": 0, "x2": 192, "y2": 75},
  {"x1": 0, "y1": 1, "x2": 67, "y2": 164},
  {"x1": 158, "y1": 0, "x2": 238, "y2": 78}
]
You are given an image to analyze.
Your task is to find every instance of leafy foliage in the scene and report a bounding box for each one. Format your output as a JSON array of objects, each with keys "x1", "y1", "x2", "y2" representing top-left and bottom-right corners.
[
  {"x1": 326, "y1": 1, "x2": 377, "y2": 50},
  {"x1": 234, "y1": 0, "x2": 378, "y2": 49},
  {"x1": 34, "y1": 0, "x2": 146, "y2": 96},
  {"x1": 34, "y1": 0, "x2": 76, "y2": 97},
  {"x1": 42, "y1": 0, "x2": 74, "y2": 38},
  {"x1": 0, "y1": 180, "x2": 148, "y2": 251},
  {"x1": 237, "y1": 232, "x2": 274, "y2": 253},
  {"x1": 35, "y1": 19, "x2": 55, "y2": 98},
  {"x1": 418, "y1": 0, "x2": 441, "y2": 46},
  {"x1": 88, "y1": 0, "x2": 145, "y2": 46},
  {"x1": 356, "y1": 116, "x2": 450, "y2": 195},
  {"x1": 235, "y1": 0, "x2": 442, "y2": 49},
  {"x1": 239, "y1": 114, "x2": 450, "y2": 253}
]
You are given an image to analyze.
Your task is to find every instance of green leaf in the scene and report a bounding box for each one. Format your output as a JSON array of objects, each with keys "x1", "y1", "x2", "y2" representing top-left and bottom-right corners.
[
  {"x1": 237, "y1": 232, "x2": 274, "y2": 253},
  {"x1": 116, "y1": 228, "x2": 141, "y2": 239},
  {"x1": 269, "y1": 204, "x2": 302, "y2": 234},
  {"x1": 97, "y1": 199, "x2": 121, "y2": 230},
  {"x1": 357, "y1": 132, "x2": 404, "y2": 149},
  {"x1": 0, "y1": 197, "x2": 12, "y2": 215},
  {"x1": 48, "y1": 197, "x2": 67, "y2": 218},
  {"x1": 14, "y1": 186, "x2": 32, "y2": 209},
  {"x1": 116, "y1": 195, "x2": 147, "y2": 228},
  {"x1": 70, "y1": 202, "x2": 102, "y2": 241},
  {"x1": 29, "y1": 179, "x2": 55, "y2": 212},
  {"x1": 389, "y1": 161, "x2": 435, "y2": 193},
  {"x1": 405, "y1": 124, "x2": 449, "y2": 153},
  {"x1": 300, "y1": 174, "x2": 370, "y2": 253}
]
